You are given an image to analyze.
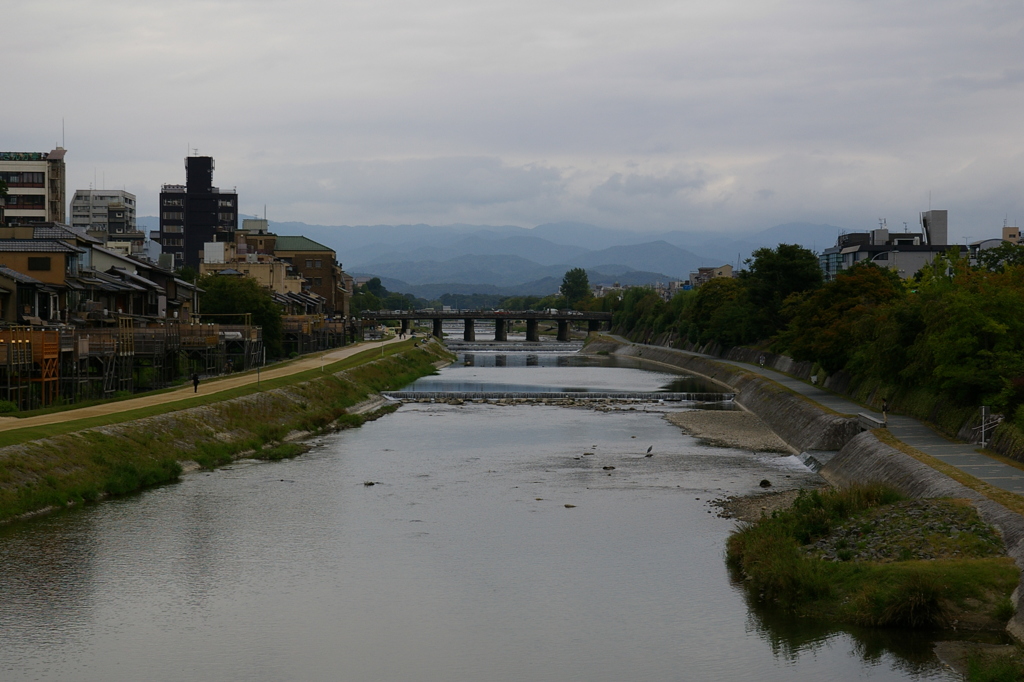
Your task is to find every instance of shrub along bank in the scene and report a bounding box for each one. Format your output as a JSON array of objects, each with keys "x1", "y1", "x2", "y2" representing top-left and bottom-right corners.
[
  {"x1": 0, "y1": 341, "x2": 452, "y2": 523},
  {"x1": 727, "y1": 484, "x2": 1020, "y2": 631}
]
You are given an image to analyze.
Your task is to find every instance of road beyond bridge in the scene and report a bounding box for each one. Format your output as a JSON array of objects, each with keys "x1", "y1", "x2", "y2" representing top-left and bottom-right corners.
[{"x1": 361, "y1": 310, "x2": 613, "y2": 342}]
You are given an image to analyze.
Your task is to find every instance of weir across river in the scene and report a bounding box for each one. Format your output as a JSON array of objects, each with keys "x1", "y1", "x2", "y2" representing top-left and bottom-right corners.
[
  {"x1": 383, "y1": 390, "x2": 736, "y2": 403},
  {"x1": 361, "y1": 310, "x2": 613, "y2": 342}
]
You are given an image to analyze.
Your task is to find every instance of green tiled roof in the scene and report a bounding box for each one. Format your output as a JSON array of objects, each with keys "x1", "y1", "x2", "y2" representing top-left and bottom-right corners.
[{"x1": 275, "y1": 235, "x2": 333, "y2": 252}]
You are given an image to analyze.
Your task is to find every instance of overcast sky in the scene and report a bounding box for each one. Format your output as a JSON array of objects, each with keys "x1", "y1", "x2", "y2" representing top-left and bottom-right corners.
[{"x1": 7, "y1": 0, "x2": 1024, "y2": 239}]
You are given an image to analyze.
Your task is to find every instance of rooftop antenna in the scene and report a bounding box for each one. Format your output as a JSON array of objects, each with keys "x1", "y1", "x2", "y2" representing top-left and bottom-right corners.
[
  {"x1": 61, "y1": 117, "x2": 65, "y2": 148},
  {"x1": 904, "y1": 222, "x2": 908, "y2": 232}
]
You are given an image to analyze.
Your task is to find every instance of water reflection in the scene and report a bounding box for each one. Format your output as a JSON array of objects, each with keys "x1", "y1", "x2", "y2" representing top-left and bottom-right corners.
[
  {"x1": 0, "y1": 351, "x2": 960, "y2": 681},
  {"x1": 733, "y1": 574, "x2": 947, "y2": 675},
  {"x1": 0, "y1": 514, "x2": 97, "y2": 656},
  {"x1": 411, "y1": 351, "x2": 726, "y2": 396}
]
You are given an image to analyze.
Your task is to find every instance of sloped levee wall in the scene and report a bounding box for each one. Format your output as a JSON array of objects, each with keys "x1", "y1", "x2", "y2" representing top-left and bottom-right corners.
[
  {"x1": 591, "y1": 336, "x2": 1024, "y2": 640},
  {"x1": 587, "y1": 339, "x2": 859, "y2": 452},
  {"x1": 0, "y1": 343, "x2": 451, "y2": 524}
]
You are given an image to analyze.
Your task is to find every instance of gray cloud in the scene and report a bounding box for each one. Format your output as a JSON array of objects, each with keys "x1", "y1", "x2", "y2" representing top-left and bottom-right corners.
[{"x1": 6, "y1": 0, "x2": 1024, "y2": 237}]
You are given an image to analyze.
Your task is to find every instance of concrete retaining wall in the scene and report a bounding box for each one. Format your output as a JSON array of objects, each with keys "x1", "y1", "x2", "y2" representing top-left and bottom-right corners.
[
  {"x1": 591, "y1": 336, "x2": 1024, "y2": 640},
  {"x1": 590, "y1": 339, "x2": 859, "y2": 452}
]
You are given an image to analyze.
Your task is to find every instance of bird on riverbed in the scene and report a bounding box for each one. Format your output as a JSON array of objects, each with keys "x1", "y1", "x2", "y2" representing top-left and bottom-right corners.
[{"x1": 645, "y1": 446, "x2": 653, "y2": 457}]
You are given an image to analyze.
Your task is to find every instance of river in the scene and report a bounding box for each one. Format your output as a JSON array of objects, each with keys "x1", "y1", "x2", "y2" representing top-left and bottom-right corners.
[{"x1": 0, "y1": 346, "x2": 959, "y2": 681}]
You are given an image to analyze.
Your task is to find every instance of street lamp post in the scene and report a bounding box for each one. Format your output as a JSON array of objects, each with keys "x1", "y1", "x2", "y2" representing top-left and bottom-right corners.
[{"x1": 870, "y1": 249, "x2": 899, "y2": 273}]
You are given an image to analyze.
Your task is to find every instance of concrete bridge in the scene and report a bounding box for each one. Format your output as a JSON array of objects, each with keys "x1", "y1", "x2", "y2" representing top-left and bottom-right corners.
[{"x1": 361, "y1": 310, "x2": 613, "y2": 342}]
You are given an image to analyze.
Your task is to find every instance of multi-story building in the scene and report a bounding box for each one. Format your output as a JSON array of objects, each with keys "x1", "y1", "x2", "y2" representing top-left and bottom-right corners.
[
  {"x1": 69, "y1": 189, "x2": 143, "y2": 252},
  {"x1": 818, "y1": 211, "x2": 962, "y2": 281},
  {"x1": 199, "y1": 240, "x2": 305, "y2": 295},
  {"x1": 156, "y1": 155, "x2": 238, "y2": 269},
  {"x1": 0, "y1": 148, "x2": 67, "y2": 225},
  {"x1": 272, "y1": 235, "x2": 349, "y2": 316},
  {"x1": 689, "y1": 264, "x2": 734, "y2": 289}
]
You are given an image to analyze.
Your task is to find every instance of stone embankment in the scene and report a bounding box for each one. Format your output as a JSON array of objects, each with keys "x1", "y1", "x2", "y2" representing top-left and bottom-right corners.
[
  {"x1": 586, "y1": 336, "x2": 1024, "y2": 640},
  {"x1": 586, "y1": 339, "x2": 859, "y2": 452},
  {"x1": 0, "y1": 342, "x2": 450, "y2": 524}
]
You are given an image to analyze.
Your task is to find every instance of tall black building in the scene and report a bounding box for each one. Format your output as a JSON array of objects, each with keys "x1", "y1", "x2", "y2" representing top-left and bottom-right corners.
[{"x1": 157, "y1": 155, "x2": 238, "y2": 269}]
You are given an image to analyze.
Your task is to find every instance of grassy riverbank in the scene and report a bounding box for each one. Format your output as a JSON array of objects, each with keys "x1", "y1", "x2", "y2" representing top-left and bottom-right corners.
[
  {"x1": 726, "y1": 485, "x2": 1019, "y2": 630},
  {"x1": 0, "y1": 341, "x2": 451, "y2": 523}
]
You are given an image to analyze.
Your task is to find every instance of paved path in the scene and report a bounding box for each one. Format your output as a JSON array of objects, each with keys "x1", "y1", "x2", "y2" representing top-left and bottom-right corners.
[
  {"x1": 0, "y1": 335, "x2": 409, "y2": 433},
  {"x1": 616, "y1": 337, "x2": 1024, "y2": 496}
]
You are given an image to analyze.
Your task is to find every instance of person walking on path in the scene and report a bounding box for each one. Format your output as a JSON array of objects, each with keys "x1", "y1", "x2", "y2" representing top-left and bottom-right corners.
[
  {"x1": 882, "y1": 398, "x2": 889, "y2": 425},
  {"x1": 192, "y1": 373, "x2": 200, "y2": 393}
]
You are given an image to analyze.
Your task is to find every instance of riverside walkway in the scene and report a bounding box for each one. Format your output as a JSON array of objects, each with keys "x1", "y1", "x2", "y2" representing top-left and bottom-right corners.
[
  {"x1": 0, "y1": 335, "x2": 409, "y2": 433},
  {"x1": 612, "y1": 336, "x2": 1024, "y2": 496}
]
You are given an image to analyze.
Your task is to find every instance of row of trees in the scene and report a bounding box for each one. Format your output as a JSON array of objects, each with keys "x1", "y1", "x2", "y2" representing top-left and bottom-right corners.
[
  {"x1": 195, "y1": 267, "x2": 595, "y2": 360},
  {"x1": 350, "y1": 268, "x2": 596, "y2": 315},
  {"x1": 610, "y1": 244, "x2": 1024, "y2": 430}
]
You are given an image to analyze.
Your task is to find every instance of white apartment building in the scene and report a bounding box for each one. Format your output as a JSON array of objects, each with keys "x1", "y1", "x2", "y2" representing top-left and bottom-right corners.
[
  {"x1": 0, "y1": 148, "x2": 67, "y2": 224},
  {"x1": 69, "y1": 189, "x2": 139, "y2": 247}
]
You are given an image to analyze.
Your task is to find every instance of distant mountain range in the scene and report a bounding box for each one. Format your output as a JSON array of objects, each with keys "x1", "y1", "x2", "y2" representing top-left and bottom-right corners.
[{"x1": 138, "y1": 217, "x2": 845, "y2": 297}]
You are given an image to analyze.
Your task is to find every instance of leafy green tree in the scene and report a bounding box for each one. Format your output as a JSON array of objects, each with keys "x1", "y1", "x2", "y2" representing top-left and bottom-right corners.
[
  {"x1": 906, "y1": 255, "x2": 1024, "y2": 408},
  {"x1": 974, "y1": 242, "x2": 1024, "y2": 273},
  {"x1": 199, "y1": 274, "x2": 284, "y2": 357},
  {"x1": 560, "y1": 268, "x2": 591, "y2": 309},
  {"x1": 686, "y1": 277, "x2": 756, "y2": 346},
  {"x1": 741, "y1": 244, "x2": 823, "y2": 340},
  {"x1": 381, "y1": 292, "x2": 416, "y2": 310},
  {"x1": 498, "y1": 295, "x2": 543, "y2": 310},
  {"x1": 176, "y1": 265, "x2": 198, "y2": 283},
  {"x1": 351, "y1": 290, "x2": 380, "y2": 313},
  {"x1": 613, "y1": 287, "x2": 667, "y2": 341},
  {"x1": 776, "y1": 263, "x2": 905, "y2": 373},
  {"x1": 363, "y1": 277, "x2": 386, "y2": 297}
]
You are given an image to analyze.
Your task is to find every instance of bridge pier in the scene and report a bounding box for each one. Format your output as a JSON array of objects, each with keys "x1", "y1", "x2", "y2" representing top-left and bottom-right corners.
[
  {"x1": 463, "y1": 318, "x2": 475, "y2": 341},
  {"x1": 401, "y1": 319, "x2": 410, "y2": 336},
  {"x1": 557, "y1": 320, "x2": 569, "y2": 342},
  {"x1": 526, "y1": 319, "x2": 539, "y2": 342},
  {"x1": 432, "y1": 318, "x2": 443, "y2": 338},
  {"x1": 494, "y1": 318, "x2": 507, "y2": 341}
]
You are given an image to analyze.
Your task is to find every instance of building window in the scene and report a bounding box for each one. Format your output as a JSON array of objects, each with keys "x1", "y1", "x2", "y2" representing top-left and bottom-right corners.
[
  {"x1": 163, "y1": 198, "x2": 183, "y2": 206},
  {"x1": 314, "y1": 260, "x2": 322, "y2": 268},
  {"x1": 27, "y1": 257, "x2": 51, "y2": 271},
  {"x1": 305, "y1": 259, "x2": 313, "y2": 267},
  {"x1": 6, "y1": 196, "x2": 45, "y2": 208},
  {"x1": 162, "y1": 212, "x2": 183, "y2": 220},
  {"x1": 314, "y1": 277, "x2": 322, "y2": 286}
]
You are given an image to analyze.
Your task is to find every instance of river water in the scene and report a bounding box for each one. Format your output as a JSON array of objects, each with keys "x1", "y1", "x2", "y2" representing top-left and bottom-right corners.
[{"x1": 0, "y1": 348, "x2": 959, "y2": 681}]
